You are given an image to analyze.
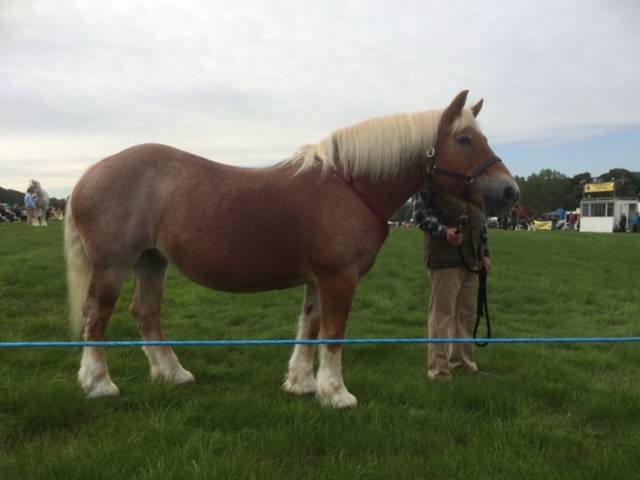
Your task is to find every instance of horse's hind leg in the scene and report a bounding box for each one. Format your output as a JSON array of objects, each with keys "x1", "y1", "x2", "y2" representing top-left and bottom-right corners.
[
  {"x1": 130, "y1": 251, "x2": 194, "y2": 385},
  {"x1": 315, "y1": 270, "x2": 358, "y2": 408},
  {"x1": 78, "y1": 267, "x2": 128, "y2": 397},
  {"x1": 283, "y1": 284, "x2": 320, "y2": 395}
]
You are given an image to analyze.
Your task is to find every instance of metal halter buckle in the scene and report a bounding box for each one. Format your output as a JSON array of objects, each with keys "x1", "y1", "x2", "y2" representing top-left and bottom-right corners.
[{"x1": 426, "y1": 147, "x2": 436, "y2": 158}]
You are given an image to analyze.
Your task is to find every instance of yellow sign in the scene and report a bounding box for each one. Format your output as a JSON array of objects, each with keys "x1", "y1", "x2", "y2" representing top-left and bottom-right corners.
[
  {"x1": 584, "y1": 182, "x2": 614, "y2": 193},
  {"x1": 533, "y1": 220, "x2": 553, "y2": 231}
]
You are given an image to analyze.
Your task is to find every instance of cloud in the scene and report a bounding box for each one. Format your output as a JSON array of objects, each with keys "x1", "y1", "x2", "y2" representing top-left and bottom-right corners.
[{"x1": 1, "y1": 0, "x2": 639, "y2": 193}]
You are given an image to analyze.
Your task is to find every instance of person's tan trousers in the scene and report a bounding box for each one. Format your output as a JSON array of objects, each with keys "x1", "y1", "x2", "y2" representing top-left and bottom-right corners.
[{"x1": 427, "y1": 266, "x2": 479, "y2": 379}]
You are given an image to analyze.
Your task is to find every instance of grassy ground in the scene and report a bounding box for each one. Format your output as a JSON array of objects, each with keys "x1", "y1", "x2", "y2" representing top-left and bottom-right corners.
[{"x1": 1, "y1": 222, "x2": 639, "y2": 479}]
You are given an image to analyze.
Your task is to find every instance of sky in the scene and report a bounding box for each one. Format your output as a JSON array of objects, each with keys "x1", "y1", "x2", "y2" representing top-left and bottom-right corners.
[{"x1": 1, "y1": 0, "x2": 639, "y2": 198}]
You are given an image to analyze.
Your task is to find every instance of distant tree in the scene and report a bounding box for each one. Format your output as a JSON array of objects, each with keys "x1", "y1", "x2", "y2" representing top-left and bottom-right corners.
[
  {"x1": 599, "y1": 168, "x2": 640, "y2": 196},
  {"x1": 631, "y1": 171, "x2": 640, "y2": 194},
  {"x1": 563, "y1": 172, "x2": 592, "y2": 211},
  {"x1": 0, "y1": 187, "x2": 24, "y2": 205},
  {"x1": 517, "y1": 169, "x2": 572, "y2": 216}
]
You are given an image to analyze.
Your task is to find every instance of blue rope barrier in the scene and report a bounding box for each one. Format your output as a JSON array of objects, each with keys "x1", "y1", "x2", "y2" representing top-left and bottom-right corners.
[{"x1": 1, "y1": 337, "x2": 640, "y2": 349}]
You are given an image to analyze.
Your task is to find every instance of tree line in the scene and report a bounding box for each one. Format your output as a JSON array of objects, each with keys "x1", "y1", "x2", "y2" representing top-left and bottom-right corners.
[{"x1": 514, "y1": 168, "x2": 640, "y2": 216}]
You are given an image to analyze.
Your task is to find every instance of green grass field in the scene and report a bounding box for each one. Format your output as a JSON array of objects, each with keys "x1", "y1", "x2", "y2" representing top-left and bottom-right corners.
[{"x1": 1, "y1": 222, "x2": 639, "y2": 479}]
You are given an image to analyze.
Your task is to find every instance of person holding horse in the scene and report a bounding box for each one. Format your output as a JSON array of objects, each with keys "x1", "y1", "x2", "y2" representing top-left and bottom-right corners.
[
  {"x1": 26, "y1": 180, "x2": 50, "y2": 227},
  {"x1": 413, "y1": 189, "x2": 491, "y2": 380}
]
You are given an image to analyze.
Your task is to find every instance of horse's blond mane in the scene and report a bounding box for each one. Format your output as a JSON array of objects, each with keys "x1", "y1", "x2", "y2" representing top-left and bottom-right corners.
[{"x1": 282, "y1": 108, "x2": 479, "y2": 179}]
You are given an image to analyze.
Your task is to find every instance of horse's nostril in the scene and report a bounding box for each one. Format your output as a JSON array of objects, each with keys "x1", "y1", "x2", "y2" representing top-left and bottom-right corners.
[{"x1": 504, "y1": 186, "x2": 517, "y2": 200}]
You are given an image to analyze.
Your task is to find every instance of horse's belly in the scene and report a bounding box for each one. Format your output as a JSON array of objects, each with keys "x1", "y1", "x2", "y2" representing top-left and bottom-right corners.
[
  {"x1": 175, "y1": 264, "x2": 306, "y2": 293},
  {"x1": 161, "y1": 243, "x2": 307, "y2": 293}
]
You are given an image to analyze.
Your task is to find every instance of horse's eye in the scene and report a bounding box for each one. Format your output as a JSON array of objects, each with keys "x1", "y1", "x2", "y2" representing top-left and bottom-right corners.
[{"x1": 456, "y1": 136, "x2": 472, "y2": 147}]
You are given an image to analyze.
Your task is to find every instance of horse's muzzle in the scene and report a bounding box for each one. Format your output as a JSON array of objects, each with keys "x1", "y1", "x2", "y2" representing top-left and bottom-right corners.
[{"x1": 482, "y1": 178, "x2": 520, "y2": 215}]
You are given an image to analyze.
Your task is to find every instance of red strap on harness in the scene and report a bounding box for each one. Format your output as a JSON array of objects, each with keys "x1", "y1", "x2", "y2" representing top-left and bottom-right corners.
[{"x1": 333, "y1": 171, "x2": 390, "y2": 240}]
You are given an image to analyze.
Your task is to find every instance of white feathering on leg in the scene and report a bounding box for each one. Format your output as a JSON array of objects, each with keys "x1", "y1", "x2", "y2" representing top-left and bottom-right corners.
[
  {"x1": 78, "y1": 346, "x2": 119, "y2": 398},
  {"x1": 316, "y1": 346, "x2": 357, "y2": 408}
]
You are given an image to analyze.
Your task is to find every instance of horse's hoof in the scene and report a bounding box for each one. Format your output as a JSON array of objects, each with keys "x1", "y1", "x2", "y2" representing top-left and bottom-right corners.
[
  {"x1": 173, "y1": 368, "x2": 195, "y2": 385},
  {"x1": 317, "y1": 389, "x2": 358, "y2": 409},
  {"x1": 78, "y1": 366, "x2": 120, "y2": 398},
  {"x1": 283, "y1": 375, "x2": 317, "y2": 395},
  {"x1": 85, "y1": 380, "x2": 120, "y2": 398},
  {"x1": 151, "y1": 366, "x2": 195, "y2": 385}
]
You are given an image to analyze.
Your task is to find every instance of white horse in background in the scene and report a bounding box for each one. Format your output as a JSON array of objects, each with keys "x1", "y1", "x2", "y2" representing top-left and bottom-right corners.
[{"x1": 29, "y1": 179, "x2": 50, "y2": 227}]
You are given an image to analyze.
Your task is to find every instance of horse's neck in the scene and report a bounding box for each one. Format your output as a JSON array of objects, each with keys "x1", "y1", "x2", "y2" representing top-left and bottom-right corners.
[{"x1": 355, "y1": 168, "x2": 427, "y2": 219}]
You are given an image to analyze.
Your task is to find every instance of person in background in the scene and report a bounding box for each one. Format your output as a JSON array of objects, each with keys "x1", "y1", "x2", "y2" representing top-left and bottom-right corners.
[
  {"x1": 0, "y1": 204, "x2": 15, "y2": 222},
  {"x1": 617, "y1": 213, "x2": 627, "y2": 232},
  {"x1": 24, "y1": 187, "x2": 36, "y2": 225},
  {"x1": 632, "y1": 212, "x2": 640, "y2": 232},
  {"x1": 413, "y1": 189, "x2": 491, "y2": 381}
]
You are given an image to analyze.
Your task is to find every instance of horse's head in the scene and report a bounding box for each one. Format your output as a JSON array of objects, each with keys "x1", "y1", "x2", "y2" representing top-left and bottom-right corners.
[{"x1": 428, "y1": 91, "x2": 519, "y2": 215}]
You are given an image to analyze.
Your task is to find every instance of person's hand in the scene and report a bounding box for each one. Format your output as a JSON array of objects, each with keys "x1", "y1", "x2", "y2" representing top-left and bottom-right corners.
[
  {"x1": 482, "y1": 256, "x2": 492, "y2": 274},
  {"x1": 446, "y1": 228, "x2": 463, "y2": 246}
]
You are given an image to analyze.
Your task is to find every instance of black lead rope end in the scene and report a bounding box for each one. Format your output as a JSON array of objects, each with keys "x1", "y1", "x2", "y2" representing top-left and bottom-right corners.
[{"x1": 474, "y1": 267, "x2": 491, "y2": 347}]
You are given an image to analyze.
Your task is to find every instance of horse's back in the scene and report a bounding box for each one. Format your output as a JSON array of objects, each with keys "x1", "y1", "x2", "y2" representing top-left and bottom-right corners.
[{"x1": 71, "y1": 144, "x2": 302, "y2": 283}]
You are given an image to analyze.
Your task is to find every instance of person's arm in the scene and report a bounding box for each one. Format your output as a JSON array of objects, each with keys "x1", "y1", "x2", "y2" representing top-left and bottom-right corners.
[{"x1": 412, "y1": 190, "x2": 447, "y2": 239}]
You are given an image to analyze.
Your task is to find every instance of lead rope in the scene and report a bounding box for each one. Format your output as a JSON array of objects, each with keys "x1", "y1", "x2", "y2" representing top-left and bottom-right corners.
[
  {"x1": 474, "y1": 267, "x2": 490, "y2": 347},
  {"x1": 455, "y1": 212, "x2": 491, "y2": 348}
]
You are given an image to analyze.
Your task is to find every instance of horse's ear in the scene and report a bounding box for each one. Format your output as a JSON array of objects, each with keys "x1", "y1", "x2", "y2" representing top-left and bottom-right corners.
[
  {"x1": 471, "y1": 98, "x2": 483, "y2": 118},
  {"x1": 441, "y1": 90, "x2": 469, "y2": 130}
]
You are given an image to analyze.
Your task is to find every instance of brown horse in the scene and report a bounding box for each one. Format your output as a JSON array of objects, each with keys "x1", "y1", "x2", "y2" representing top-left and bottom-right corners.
[
  {"x1": 65, "y1": 90, "x2": 518, "y2": 408},
  {"x1": 512, "y1": 204, "x2": 534, "y2": 229}
]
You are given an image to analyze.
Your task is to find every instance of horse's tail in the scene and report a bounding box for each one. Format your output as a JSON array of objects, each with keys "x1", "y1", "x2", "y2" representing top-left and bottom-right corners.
[{"x1": 64, "y1": 196, "x2": 91, "y2": 337}]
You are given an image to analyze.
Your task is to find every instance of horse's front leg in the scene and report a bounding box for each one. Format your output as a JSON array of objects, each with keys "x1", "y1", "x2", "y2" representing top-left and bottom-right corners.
[{"x1": 315, "y1": 270, "x2": 359, "y2": 408}]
